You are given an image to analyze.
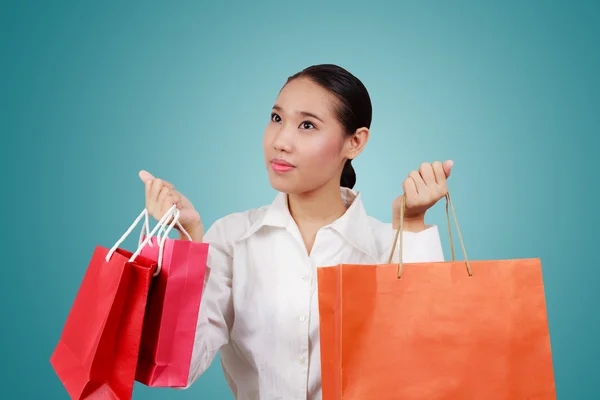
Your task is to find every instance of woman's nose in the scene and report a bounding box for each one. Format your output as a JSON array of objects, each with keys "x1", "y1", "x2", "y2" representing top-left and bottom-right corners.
[{"x1": 272, "y1": 126, "x2": 294, "y2": 153}]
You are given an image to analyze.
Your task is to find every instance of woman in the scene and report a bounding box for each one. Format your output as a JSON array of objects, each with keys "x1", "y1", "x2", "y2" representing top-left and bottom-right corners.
[{"x1": 139, "y1": 64, "x2": 452, "y2": 399}]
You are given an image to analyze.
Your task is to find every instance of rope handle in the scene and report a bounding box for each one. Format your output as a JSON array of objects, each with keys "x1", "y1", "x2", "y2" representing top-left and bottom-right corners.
[
  {"x1": 138, "y1": 207, "x2": 192, "y2": 249},
  {"x1": 387, "y1": 193, "x2": 472, "y2": 279},
  {"x1": 105, "y1": 205, "x2": 180, "y2": 276}
]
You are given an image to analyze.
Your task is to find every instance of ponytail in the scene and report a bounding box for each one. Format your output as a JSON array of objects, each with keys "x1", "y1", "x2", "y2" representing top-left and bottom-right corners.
[{"x1": 340, "y1": 159, "x2": 356, "y2": 189}]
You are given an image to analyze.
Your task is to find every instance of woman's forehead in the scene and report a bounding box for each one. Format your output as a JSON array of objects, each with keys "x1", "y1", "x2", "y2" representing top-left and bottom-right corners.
[{"x1": 276, "y1": 78, "x2": 338, "y2": 117}]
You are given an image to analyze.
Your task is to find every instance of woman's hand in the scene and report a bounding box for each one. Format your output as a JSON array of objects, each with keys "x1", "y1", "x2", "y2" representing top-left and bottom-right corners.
[
  {"x1": 392, "y1": 160, "x2": 453, "y2": 232},
  {"x1": 138, "y1": 170, "x2": 204, "y2": 241}
]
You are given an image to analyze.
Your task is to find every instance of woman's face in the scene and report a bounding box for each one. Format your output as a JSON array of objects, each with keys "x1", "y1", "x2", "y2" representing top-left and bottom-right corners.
[{"x1": 263, "y1": 77, "x2": 350, "y2": 194}]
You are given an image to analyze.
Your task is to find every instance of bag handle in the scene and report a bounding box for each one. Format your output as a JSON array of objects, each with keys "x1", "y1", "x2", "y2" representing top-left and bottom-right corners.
[
  {"x1": 387, "y1": 192, "x2": 472, "y2": 279},
  {"x1": 148, "y1": 207, "x2": 181, "y2": 276},
  {"x1": 138, "y1": 208, "x2": 192, "y2": 249},
  {"x1": 105, "y1": 205, "x2": 180, "y2": 276}
]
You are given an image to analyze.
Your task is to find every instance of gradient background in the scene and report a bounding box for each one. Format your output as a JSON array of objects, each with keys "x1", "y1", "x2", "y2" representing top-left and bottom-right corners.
[{"x1": 3, "y1": 1, "x2": 599, "y2": 399}]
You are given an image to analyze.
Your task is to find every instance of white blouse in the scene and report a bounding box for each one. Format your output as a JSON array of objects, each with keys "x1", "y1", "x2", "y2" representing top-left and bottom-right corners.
[{"x1": 186, "y1": 187, "x2": 445, "y2": 400}]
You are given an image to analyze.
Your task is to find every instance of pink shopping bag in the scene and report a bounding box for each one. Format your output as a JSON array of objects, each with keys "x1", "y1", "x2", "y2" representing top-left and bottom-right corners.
[{"x1": 135, "y1": 211, "x2": 209, "y2": 388}]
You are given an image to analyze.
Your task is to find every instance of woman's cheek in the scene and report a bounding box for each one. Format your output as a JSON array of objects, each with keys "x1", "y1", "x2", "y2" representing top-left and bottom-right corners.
[{"x1": 307, "y1": 136, "x2": 344, "y2": 170}]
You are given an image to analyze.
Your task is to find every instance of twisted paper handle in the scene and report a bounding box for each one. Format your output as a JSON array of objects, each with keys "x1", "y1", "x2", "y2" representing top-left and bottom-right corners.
[{"x1": 388, "y1": 193, "x2": 472, "y2": 279}]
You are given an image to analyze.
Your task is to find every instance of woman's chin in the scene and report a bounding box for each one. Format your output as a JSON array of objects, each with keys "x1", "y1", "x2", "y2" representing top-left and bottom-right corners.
[
  {"x1": 268, "y1": 176, "x2": 295, "y2": 194},
  {"x1": 268, "y1": 174, "x2": 329, "y2": 196}
]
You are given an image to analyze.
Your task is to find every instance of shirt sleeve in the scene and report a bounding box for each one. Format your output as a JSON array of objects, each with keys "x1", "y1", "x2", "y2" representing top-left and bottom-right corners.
[
  {"x1": 184, "y1": 216, "x2": 236, "y2": 388},
  {"x1": 376, "y1": 222, "x2": 445, "y2": 264}
]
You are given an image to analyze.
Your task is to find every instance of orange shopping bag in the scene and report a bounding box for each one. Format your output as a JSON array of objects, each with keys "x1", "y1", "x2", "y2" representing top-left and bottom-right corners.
[{"x1": 317, "y1": 194, "x2": 556, "y2": 400}]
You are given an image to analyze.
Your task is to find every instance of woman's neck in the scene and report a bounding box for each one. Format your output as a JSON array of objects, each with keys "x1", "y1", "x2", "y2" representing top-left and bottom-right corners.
[
  {"x1": 286, "y1": 181, "x2": 349, "y2": 254},
  {"x1": 287, "y1": 183, "x2": 348, "y2": 226}
]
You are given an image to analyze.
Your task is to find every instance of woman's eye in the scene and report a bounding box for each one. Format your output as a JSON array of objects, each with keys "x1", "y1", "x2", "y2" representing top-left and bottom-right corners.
[
  {"x1": 271, "y1": 113, "x2": 281, "y2": 123},
  {"x1": 300, "y1": 121, "x2": 315, "y2": 129}
]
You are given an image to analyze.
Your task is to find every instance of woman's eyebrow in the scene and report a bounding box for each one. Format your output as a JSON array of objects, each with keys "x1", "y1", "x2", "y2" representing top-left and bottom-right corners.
[{"x1": 272, "y1": 104, "x2": 324, "y2": 123}]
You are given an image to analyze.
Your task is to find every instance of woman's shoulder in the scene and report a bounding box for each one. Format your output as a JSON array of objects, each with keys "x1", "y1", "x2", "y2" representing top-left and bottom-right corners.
[
  {"x1": 362, "y1": 213, "x2": 395, "y2": 237},
  {"x1": 365, "y1": 214, "x2": 391, "y2": 230}
]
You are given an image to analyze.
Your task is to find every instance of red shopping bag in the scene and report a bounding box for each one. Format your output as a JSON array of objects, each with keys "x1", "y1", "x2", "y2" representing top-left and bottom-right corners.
[
  {"x1": 317, "y1": 194, "x2": 556, "y2": 400},
  {"x1": 50, "y1": 207, "x2": 177, "y2": 399},
  {"x1": 135, "y1": 219, "x2": 209, "y2": 388}
]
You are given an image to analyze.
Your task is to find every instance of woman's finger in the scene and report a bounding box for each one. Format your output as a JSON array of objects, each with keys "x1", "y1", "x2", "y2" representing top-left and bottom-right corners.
[
  {"x1": 139, "y1": 170, "x2": 155, "y2": 183},
  {"x1": 431, "y1": 161, "x2": 446, "y2": 185},
  {"x1": 409, "y1": 170, "x2": 426, "y2": 194},
  {"x1": 157, "y1": 186, "x2": 172, "y2": 216},
  {"x1": 403, "y1": 176, "x2": 418, "y2": 198},
  {"x1": 144, "y1": 179, "x2": 153, "y2": 207},
  {"x1": 168, "y1": 190, "x2": 182, "y2": 208},
  {"x1": 419, "y1": 162, "x2": 436, "y2": 186}
]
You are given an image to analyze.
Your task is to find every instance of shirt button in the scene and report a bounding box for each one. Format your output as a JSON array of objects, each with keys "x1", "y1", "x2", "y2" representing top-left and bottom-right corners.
[
  {"x1": 299, "y1": 356, "x2": 306, "y2": 365},
  {"x1": 299, "y1": 315, "x2": 307, "y2": 322}
]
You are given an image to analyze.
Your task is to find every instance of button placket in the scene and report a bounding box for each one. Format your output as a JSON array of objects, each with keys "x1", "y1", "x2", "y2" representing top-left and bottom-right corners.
[{"x1": 294, "y1": 246, "x2": 311, "y2": 398}]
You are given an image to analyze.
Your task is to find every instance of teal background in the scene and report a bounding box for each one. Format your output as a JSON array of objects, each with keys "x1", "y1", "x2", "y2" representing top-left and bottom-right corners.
[{"x1": 3, "y1": 1, "x2": 599, "y2": 399}]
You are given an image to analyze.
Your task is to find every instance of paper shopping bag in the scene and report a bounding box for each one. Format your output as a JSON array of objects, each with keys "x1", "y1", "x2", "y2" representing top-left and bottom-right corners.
[
  {"x1": 50, "y1": 207, "x2": 178, "y2": 399},
  {"x1": 317, "y1": 194, "x2": 556, "y2": 400},
  {"x1": 135, "y1": 229, "x2": 209, "y2": 388}
]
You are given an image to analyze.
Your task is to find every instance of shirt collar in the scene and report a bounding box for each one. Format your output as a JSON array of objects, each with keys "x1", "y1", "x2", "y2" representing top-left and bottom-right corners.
[
  {"x1": 237, "y1": 187, "x2": 379, "y2": 260},
  {"x1": 329, "y1": 188, "x2": 379, "y2": 260}
]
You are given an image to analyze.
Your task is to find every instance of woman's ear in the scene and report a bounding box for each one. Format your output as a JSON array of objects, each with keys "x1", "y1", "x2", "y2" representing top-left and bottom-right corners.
[{"x1": 345, "y1": 127, "x2": 369, "y2": 160}]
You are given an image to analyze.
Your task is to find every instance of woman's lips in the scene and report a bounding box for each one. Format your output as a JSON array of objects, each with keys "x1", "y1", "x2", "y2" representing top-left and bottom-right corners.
[{"x1": 271, "y1": 159, "x2": 296, "y2": 173}]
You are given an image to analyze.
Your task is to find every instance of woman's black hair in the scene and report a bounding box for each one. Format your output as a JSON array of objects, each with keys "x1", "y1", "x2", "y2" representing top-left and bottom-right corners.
[{"x1": 285, "y1": 64, "x2": 372, "y2": 189}]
